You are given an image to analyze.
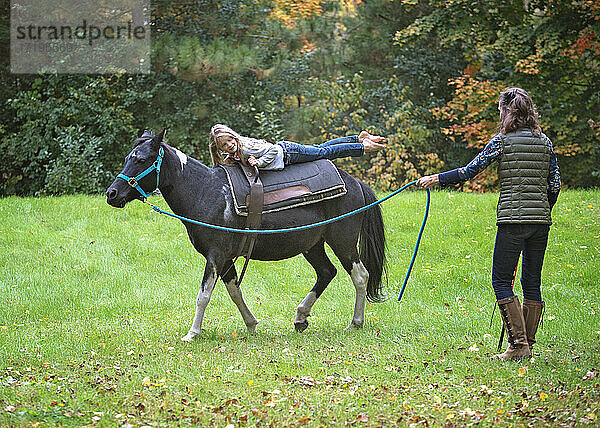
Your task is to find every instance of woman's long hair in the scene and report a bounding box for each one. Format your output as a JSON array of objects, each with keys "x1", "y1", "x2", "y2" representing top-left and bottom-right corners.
[
  {"x1": 209, "y1": 124, "x2": 249, "y2": 166},
  {"x1": 497, "y1": 87, "x2": 542, "y2": 137}
]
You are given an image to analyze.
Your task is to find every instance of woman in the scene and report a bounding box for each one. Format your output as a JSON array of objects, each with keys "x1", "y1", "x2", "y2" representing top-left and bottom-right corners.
[
  {"x1": 209, "y1": 124, "x2": 386, "y2": 170},
  {"x1": 417, "y1": 87, "x2": 561, "y2": 360}
]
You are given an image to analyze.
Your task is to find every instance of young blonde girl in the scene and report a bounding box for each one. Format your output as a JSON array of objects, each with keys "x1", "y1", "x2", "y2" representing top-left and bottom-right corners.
[{"x1": 209, "y1": 124, "x2": 385, "y2": 170}]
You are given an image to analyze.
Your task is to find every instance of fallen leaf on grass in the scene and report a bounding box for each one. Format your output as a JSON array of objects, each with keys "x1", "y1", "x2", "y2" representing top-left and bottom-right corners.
[
  {"x1": 263, "y1": 398, "x2": 277, "y2": 407},
  {"x1": 357, "y1": 413, "x2": 369, "y2": 422},
  {"x1": 583, "y1": 369, "x2": 599, "y2": 380},
  {"x1": 297, "y1": 376, "x2": 318, "y2": 387}
]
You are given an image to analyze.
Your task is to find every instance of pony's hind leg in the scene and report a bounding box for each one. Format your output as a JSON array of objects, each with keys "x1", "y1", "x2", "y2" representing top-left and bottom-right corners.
[
  {"x1": 329, "y1": 244, "x2": 368, "y2": 329},
  {"x1": 347, "y1": 260, "x2": 369, "y2": 329},
  {"x1": 295, "y1": 241, "x2": 337, "y2": 332},
  {"x1": 221, "y1": 260, "x2": 259, "y2": 333}
]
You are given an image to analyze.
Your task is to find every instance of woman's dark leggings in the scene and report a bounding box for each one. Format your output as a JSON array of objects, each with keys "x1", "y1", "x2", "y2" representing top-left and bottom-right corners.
[{"x1": 492, "y1": 224, "x2": 550, "y2": 302}]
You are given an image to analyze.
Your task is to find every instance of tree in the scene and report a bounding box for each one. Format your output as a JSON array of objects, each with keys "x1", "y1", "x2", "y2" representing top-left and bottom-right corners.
[{"x1": 394, "y1": 0, "x2": 600, "y2": 188}]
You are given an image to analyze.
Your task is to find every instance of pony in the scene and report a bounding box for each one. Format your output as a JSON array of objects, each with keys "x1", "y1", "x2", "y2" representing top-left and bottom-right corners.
[{"x1": 106, "y1": 130, "x2": 386, "y2": 341}]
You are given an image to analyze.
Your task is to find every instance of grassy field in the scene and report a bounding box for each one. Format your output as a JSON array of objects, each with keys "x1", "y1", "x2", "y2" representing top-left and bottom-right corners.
[{"x1": 0, "y1": 189, "x2": 599, "y2": 427}]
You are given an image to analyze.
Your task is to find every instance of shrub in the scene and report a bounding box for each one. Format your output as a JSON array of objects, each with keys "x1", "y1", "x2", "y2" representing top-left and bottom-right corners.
[
  {"x1": 44, "y1": 127, "x2": 105, "y2": 195},
  {"x1": 1, "y1": 76, "x2": 137, "y2": 196}
]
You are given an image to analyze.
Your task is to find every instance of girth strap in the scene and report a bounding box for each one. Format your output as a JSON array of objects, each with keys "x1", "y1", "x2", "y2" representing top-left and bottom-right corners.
[{"x1": 235, "y1": 164, "x2": 263, "y2": 286}]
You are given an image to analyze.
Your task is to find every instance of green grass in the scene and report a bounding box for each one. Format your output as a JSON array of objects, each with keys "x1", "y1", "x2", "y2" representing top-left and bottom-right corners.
[{"x1": 0, "y1": 189, "x2": 599, "y2": 426}]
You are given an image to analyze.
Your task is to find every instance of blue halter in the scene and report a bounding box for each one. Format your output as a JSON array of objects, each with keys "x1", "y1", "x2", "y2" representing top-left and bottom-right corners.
[{"x1": 117, "y1": 147, "x2": 164, "y2": 200}]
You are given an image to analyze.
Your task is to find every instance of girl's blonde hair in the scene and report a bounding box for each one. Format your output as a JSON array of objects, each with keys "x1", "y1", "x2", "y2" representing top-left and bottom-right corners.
[{"x1": 209, "y1": 124, "x2": 248, "y2": 166}]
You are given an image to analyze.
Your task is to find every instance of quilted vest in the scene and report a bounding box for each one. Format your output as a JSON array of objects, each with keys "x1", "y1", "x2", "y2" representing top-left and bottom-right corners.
[{"x1": 496, "y1": 129, "x2": 551, "y2": 225}]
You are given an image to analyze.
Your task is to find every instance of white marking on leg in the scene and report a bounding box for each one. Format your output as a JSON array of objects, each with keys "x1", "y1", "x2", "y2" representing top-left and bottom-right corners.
[
  {"x1": 295, "y1": 291, "x2": 317, "y2": 325},
  {"x1": 182, "y1": 267, "x2": 217, "y2": 342},
  {"x1": 348, "y1": 261, "x2": 368, "y2": 329},
  {"x1": 224, "y1": 279, "x2": 259, "y2": 333},
  {"x1": 174, "y1": 148, "x2": 188, "y2": 171}
]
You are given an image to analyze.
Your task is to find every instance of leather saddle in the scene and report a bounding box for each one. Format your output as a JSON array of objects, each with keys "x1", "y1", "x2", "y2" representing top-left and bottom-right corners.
[
  {"x1": 219, "y1": 159, "x2": 347, "y2": 216},
  {"x1": 219, "y1": 159, "x2": 347, "y2": 286}
]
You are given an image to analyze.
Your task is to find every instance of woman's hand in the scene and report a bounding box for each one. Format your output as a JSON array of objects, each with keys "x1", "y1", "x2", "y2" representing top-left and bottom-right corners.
[
  {"x1": 248, "y1": 156, "x2": 259, "y2": 167},
  {"x1": 416, "y1": 174, "x2": 439, "y2": 189}
]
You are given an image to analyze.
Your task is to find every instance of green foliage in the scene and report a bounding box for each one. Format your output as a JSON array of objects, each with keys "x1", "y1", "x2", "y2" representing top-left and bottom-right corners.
[
  {"x1": 1, "y1": 0, "x2": 597, "y2": 195},
  {"x1": 154, "y1": 35, "x2": 260, "y2": 81},
  {"x1": 1, "y1": 76, "x2": 137, "y2": 196},
  {"x1": 44, "y1": 127, "x2": 105, "y2": 195},
  {"x1": 254, "y1": 100, "x2": 286, "y2": 143},
  {"x1": 393, "y1": 0, "x2": 600, "y2": 188},
  {"x1": 306, "y1": 73, "x2": 444, "y2": 189}
]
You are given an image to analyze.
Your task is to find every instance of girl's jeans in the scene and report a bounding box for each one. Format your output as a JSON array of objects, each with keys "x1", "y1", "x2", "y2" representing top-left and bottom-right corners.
[
  {"x1": 277, "y1": 136, "x2": 364, "y2": 165},
  {"x1": 492, "y1": 224, "x2": 550, "y2": 302}
]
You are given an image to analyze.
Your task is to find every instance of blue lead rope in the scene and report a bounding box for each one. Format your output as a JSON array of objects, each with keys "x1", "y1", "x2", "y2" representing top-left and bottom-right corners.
[
  {"x1": 143, "y1": 180, "x2": 430, "y2": 302},
  {"x1": 397, "y1": 187, "x2": 430, "y2": 302}
]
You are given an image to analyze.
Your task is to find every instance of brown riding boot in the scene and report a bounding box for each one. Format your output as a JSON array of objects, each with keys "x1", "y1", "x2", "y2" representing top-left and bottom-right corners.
[
  {"x1": 493, "y1": 296, "x2": 531, "y2": 360},
  {"x1": 522, "y1": 299, "x2": 544, "y2": 352}
]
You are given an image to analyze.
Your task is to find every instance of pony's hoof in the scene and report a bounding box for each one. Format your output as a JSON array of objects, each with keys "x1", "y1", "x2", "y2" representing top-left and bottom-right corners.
[
  {"x1": 247, "y1": 321, "x2": 259, "y2": 334},
  {"x1": 294, "y1": 320, "x2": 309, "y2": 332},
  {"x1": 181, "y1": 331, "x2": 198, "y2": 342},
  {"x1": 345, "y1": 321, "x2": 363, "y2": 330}
]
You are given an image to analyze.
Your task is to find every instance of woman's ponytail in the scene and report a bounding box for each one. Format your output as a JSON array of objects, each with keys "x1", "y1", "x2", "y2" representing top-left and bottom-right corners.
[{"x1": 498, "y1": 87, "x2": 542, "y2": 137}]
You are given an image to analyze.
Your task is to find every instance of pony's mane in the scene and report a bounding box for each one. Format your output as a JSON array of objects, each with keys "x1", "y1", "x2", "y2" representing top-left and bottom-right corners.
[
  {"x1": 133, "y1": 130, "x2": 155, "y2": 148},
  {"x1": 131, "y1": 131, "x2": 211, "y2": 170}
]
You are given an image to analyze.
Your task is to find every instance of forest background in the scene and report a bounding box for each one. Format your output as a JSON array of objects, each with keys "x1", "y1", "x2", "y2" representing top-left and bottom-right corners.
[{"x1": 1, "y1": 0, "x2": 599, "y2": 196}]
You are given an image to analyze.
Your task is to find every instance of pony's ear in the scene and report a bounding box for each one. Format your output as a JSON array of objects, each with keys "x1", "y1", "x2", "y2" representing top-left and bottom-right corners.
[
  {"x1": 138, "y1": 129, "x2": 146, "y2": 138},
  {"x1": 156, "y1": 128, "x2": 167, "y2": 142}
]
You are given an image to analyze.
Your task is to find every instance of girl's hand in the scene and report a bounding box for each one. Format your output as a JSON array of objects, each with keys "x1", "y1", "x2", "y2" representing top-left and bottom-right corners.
[
  {"x1": 248, "y1": 156, "x2": 259, "y2": 167},
  {"x1": 416, "y1": 174, "x2": 439, "y2": 189}
]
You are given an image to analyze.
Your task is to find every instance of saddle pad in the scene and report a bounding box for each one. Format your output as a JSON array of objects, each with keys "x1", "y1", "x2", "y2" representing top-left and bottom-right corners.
[{"x1": 220, "y1": 159, "x2": 347, "y2": 216}]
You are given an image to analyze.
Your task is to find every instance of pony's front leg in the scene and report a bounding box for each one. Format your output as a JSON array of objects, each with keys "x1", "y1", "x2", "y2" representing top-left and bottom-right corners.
[
  {"x1": 221, "y1": 260, "x2": 259, "y2": 333},
  {"x1": 295, "y1": 243, "x2": 337, "y2": 332},
  {"x1": 181, "y1": 262, "x2": 218, "y2": 342}
]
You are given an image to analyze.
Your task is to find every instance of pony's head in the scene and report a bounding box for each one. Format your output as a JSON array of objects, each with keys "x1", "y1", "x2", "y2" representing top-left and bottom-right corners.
[{"x1": 106, "y1": 129, "x2": 166, "y2": 208}]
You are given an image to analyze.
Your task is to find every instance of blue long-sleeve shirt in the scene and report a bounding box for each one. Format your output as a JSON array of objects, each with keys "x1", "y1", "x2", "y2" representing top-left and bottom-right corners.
[{"x1": 438, "y1": 133, "x2": 561, "y2": 208}]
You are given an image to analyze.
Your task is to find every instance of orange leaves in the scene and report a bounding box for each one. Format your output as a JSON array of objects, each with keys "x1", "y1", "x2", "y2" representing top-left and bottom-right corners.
[
  {"x1": 432, "y1": 75, "x2": 505, "y2": 150},
  {"x1": 515, "y1": 54, "x2": 542, "y2": 75},
  {"x1": 356, "y1": 413, "x2": 369, "y2": 422},
  {"x1": 564, "y1": 31, "x2": 600, "y2": 59},
  {"x1": 299, "y1": 39, "x2": 316, "y2": 54},
  {"x1": 270, "y1": 0, "x2": 324, "y2": 28}
]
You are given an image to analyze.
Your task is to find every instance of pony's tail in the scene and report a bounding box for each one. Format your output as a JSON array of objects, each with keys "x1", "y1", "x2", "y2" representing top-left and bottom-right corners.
[{"x1": 358, "y1": 181, "x2": 387, "y2": 303}]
